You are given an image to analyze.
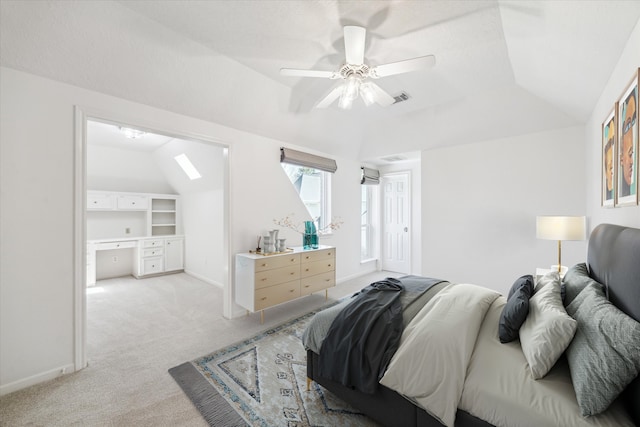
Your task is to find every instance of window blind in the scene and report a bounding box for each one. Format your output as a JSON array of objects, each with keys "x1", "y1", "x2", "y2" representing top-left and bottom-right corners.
[
  {"x1": 280, "y1": 147, "x2": 337, "y2": 173},
  {"x1": 361, "y1": 167, "x2": 380, "y2": 185}
]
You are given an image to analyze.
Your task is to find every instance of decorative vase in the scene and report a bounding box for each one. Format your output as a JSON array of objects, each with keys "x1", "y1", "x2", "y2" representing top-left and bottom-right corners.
[
  {"x1": 303, "y1": 221, "x2": 318, "y2": 250},
  {"x1": 278, "y1": 238, "x2": 286, "y2": 252},
  {"x1": 272, "y1": 229, "x2": 279, "y2": 243},
  {"x1": 263, "y1": 235, "x2": 273, "y2": 254}
]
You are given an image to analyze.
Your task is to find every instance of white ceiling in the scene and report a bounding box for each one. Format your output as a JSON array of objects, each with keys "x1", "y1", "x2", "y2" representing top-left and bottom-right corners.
[{"x1": 2, "y1": 1, "x2": 639, "y2": 163}]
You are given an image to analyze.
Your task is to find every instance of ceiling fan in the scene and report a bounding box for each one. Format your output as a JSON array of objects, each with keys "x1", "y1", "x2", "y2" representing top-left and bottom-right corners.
[{"x1": 280, "y1": 25, "x2": 435, "y2": 110}]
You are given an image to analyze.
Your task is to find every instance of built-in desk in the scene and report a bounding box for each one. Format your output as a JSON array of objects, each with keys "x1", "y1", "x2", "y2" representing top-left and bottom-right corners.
[{"x1": 86, "y1": 236, "x2": 184, "y2": 286}]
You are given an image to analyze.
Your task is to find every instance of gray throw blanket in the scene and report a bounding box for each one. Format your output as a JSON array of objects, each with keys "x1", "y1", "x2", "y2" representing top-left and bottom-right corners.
[{"x1": 317, "y1": 276, "x2": 445, "y2": 394}]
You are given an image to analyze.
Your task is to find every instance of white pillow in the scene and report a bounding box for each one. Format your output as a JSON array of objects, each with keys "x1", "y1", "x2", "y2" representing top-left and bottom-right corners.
[{"x1": 519, "y1": 273, "x2": 576, "y2": 379}]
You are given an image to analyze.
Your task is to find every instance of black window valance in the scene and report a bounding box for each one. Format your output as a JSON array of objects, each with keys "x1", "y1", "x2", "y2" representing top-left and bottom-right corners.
[
  {"x1": 280, "y1": 147, "x2": 337, "y2": 173},
  {"x1": 361, "y1": 167, "x2": 380, "y2": 185}
]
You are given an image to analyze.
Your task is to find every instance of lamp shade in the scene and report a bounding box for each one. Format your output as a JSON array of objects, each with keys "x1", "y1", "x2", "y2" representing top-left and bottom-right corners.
[{"x1": 536, "y1": 216, "x2": 586, "y2": 241}]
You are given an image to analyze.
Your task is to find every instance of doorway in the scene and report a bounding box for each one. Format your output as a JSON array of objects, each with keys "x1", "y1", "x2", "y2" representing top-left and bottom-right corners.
[
  {"x1": 74, "y1": 108, "x2": 230, "y2": 371},
  {"x1": 381, "y1": 172, "x2": 411, "y2": 274}
]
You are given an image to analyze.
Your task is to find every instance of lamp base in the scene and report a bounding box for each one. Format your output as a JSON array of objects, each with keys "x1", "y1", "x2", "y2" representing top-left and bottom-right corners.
[{"x1": 550, "y1": 265, "x2": 568, "y2": 276}]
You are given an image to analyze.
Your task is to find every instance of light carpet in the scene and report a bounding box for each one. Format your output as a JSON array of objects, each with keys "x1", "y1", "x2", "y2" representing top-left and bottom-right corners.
[{"x1": 170, "y1": 308, "x2": 380, "y2": 427}]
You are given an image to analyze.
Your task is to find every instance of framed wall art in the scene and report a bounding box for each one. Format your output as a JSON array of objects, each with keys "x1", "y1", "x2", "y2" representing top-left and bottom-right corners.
[
  {"x1": 602, "y1": 106, "x2": 617, "y2": 207},
  {"x1": 616, "y1": 68, "x2": 639, "y2": 206}
]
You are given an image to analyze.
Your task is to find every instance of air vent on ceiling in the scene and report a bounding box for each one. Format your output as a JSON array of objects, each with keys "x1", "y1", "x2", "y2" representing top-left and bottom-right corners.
[
  {"x1": 392, "y1": 92, "x2": 410, "y2": 104},
  {"x1": 381, "y1": 155, "x2": 408, "y2": 163}
]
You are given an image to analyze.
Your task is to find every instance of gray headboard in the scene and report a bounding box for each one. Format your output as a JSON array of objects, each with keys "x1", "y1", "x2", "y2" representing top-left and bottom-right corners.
[
  {"x1": 587, "y1": 223, "x2": 640, "y2": 322},
  {"x1": 586, "y1": 223, "x2": 640, "y2": 424}
]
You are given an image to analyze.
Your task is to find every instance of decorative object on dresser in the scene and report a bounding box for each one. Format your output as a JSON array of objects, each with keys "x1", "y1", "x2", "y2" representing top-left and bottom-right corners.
[
  {"x1": 235, "y1": 246, "x2": 336, "y2": 323},
  {"x1": 273, "y1": 213, "x2": 343, "y2": 249},
  {"x1": 536, "y1": 215, "x2": 586, "y2": 273}
]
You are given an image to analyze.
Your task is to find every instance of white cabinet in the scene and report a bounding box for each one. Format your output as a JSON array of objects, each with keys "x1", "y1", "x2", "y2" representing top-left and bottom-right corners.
[
  {"x1": 116, "y1": 194, "x2": 149, "y2": 210},
  {"x1": 134, "y1": 237, "x2": 184, "y2": 278},
  {"x1": 87, "y1": 192, "x2": 115, "y2": 210},
  {"x1": 165, "y1": 237, "x2": 184, "y2": 271},
  {"x1": 235, "y1": 246, "x2": 336, "y2": 323}
]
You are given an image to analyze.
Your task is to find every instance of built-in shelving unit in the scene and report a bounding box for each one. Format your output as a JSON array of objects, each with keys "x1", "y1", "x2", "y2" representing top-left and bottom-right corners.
[{"x1": 150, "y1": 197, "x2": 177, "y2": 236}]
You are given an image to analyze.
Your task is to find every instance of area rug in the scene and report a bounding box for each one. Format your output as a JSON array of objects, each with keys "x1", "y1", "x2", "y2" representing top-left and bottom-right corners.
[{"x1": 169, "y1": 308, "x2": 380, "y2": 427}]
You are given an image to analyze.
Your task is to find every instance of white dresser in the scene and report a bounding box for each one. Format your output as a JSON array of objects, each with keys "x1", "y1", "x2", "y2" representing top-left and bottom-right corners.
[{"x1": 235, "y1": 246, "x2": 336, "y2": 322}]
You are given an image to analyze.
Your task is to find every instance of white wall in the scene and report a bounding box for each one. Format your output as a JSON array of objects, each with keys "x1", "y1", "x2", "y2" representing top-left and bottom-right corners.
[
  {"x1": 0, "y1": 67, "x2": 370, "y2": 394},
  {"x1": 182, "y1": 190, "x2": 225, "y2": 285},
  {"x1": 586, "y1": 18, "x2": 640, "y2": 229},
  {"x1": 421, "y1": 126, "x2": 586, "y2": 295},
  {"x1": 87, "y1": 144, "x2": 175, "y2": 193},
  {"x1": 379, "y1": 159, "x2": 422, "y2": 275}
]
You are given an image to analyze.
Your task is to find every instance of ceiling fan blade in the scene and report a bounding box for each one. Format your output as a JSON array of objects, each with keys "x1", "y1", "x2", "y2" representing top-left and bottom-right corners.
[
  {"x1": 370, "y1": 55, "x2": 436, "y2": 78},
  {"x1": 344, "y1": 26, "x2": 366, "y2": 65},
  {"x1": 280, "y1": 68, "x2": 337, "y2": 79},
  {"x1": 366, "y1": 82, "x2": 395, "y2": 106},
  {"x1": 316, "y1": 85, "x2": 344, "y2": 109}
]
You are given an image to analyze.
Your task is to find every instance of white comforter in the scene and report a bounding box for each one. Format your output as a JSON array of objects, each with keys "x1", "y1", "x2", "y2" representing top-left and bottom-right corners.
[
  {"x1": 380, "y1": 283, "x2": 499, "y2": 427},
  {"x1": 379, "y1": 284, "x2": 635, "y2": 427}
]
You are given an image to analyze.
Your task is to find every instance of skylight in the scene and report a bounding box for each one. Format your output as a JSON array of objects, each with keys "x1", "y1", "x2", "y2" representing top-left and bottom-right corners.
[{"x1": 174, "y1": 153, "x2": 202, "y2": 180}]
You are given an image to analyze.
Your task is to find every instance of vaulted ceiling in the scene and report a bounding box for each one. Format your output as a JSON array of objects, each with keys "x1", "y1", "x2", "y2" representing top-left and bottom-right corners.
[{"x1": 2, "y1": 1, "x2": 639, "y2": 162}]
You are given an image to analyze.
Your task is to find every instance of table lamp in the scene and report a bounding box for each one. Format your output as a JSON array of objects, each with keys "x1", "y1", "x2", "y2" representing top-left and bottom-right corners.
[{"x1": 536, "y1": 216, "x2": 587, "y2": 273}]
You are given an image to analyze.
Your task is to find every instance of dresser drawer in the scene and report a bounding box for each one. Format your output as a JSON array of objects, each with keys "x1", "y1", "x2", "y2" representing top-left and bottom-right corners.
[
  {"x1": 142, "y1": 257, "x2": 163, "y2": 275},
  {"x1": 254, "y1": 254, "x2": 300, "y2": 272},
  {"x1": 300, "y1": 248, "x2": 335, "y2": 264},
  {"x1": 255, "y1": 280, "x2": 300, "y2": 310},
  {"x1": 142, "y1": 239, "x2": 164, "y2": 248},
  {"x1": 301, "y1": 271, "x2": 336, "y2": 296},
  {"x1": 142, "y1": 248, "x2": 164, "y2": 258},
  {"x1": 254, "y1": 265, "x2": 300, "y2": 290},
  {"x1": 300, "y1": 258, "x2": 335, "y2": 278},
  {"x1": 95, "y1": 241, "x2": 137, "y2": 250}
]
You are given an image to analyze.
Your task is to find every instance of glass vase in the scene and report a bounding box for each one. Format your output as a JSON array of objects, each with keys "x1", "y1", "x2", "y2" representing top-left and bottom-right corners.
[{"x1": 303, "y1": 221, "x2": 319, "y2": 249}]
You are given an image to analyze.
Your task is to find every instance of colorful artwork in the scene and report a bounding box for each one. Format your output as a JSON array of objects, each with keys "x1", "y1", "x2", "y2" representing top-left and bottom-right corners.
[
  {"x1": 616, "y1": 69, "x2": 639, "y2": 206},
  {"x1": 602, "y1": 107, "x2": 616, "y2": 207}
]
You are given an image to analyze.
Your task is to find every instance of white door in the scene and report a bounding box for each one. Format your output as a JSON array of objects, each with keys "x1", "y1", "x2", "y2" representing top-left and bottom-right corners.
[{"x1": 382, "y1": 173, "x2": 410, "y2": 273}]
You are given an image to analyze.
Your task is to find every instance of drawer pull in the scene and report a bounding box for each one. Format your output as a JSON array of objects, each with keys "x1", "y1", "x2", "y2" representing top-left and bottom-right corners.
[
  {"x1": 325, "y1": 279, "x2": 331, "y2": 282},
  {"x1": 328, "y1": 264, "x2": 332, "y2": 267},
  {"x1": 328, "y1": 252, "x2": 332, "y2": 255},
  {"x1": 261, "y1": 297, "x2": 267, "y2": 301},
  {"x1": 290, "y1": 258, "x2": 296, "y2": 262},
  {"x1": 151, "y1": 264, "x2": 155, "y2": 268},
  {"x1": 116, "y1": 244, "x2": 120, "y2": 247},
  {"x1": 304, "y1": 285, "x2": 310, "y2": 288},
  {"x1": 262, "y1": 263, "x2": 267, "y2": 267},
  {"x1": 289, "y1": 289, "x2": 295, "y2": 293},
  {"x1": 261, "y1": 278, "x2": 267, "y2": 281},
  {"x1": 305, "y1": 268, "x2": 310, "y2": 272},
  {"x1": 290, "y1": 272, "x2": 295, "y2": 275},
  {"x1": 305, "y1": 256, "x2": 310, "y2": 259}
]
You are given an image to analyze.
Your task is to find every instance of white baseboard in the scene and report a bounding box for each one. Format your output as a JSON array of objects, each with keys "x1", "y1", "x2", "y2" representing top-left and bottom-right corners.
[
  {"x1": 336, "y1": 265, "x2": 378, "y2": 285},
  {"x1": 0, "y1": 363, "x2": 75, "y2": 396},
  {"x1": 184, "y1": 270, "x2": 224, "y2": 288}
]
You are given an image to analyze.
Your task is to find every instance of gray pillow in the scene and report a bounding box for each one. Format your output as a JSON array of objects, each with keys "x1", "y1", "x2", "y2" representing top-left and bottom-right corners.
[
  {"x1": 562, "y1": 263, "x2": 604, "y2": 306},
  {"x1": 519, "y1": 273, "x2": 577, "y2": 379},
  {"x1": 499, "y1": 275, "x2": 534, "y2": 343},
  {"x1": 566, "y1": 282, "x2": 640, "y2": 416}
]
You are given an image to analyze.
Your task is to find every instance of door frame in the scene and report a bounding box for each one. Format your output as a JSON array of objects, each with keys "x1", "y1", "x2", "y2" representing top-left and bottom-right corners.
[
  {"x1": 73, "y1": 106, "x2": 232, "y2": 371},
  {"x1": 380, "y1": 171, "x2": 411, "y2": 274}
]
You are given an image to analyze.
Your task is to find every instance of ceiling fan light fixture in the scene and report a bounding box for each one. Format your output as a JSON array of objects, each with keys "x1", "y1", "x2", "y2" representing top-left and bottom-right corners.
[
  {"x1": 344, "y1": 74, "x2": 361, "y2": 101},
  {"x1": 338, "y1": 90, "x2": 354, "y2": 110},
  {"x1": 360, "y1": 83, "x2": 375, "y2": 106},
  {"x1": 119, "y1": 127, "x2": 146, "y2": 139}
]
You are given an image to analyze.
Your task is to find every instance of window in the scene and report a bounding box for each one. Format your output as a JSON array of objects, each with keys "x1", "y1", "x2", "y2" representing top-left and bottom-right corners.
[
  {"x1": 174, "y1": 153, "x2": 202, "y2": 180},
  {"x1": 361, "y1": 185, "x2": 372, "y2": 259},
  {"x1": 281, "y1": 163, "x2": 331, "y2": 231}
]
